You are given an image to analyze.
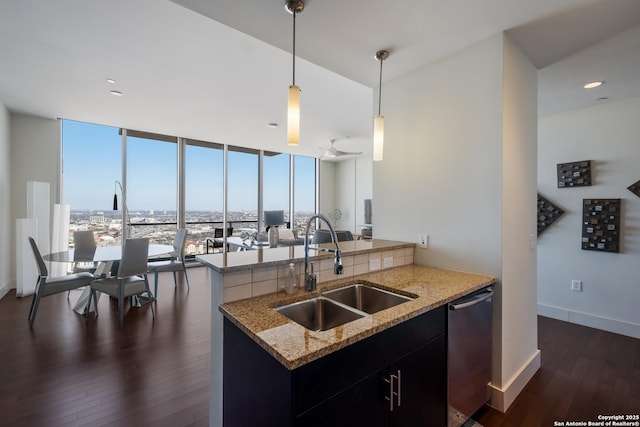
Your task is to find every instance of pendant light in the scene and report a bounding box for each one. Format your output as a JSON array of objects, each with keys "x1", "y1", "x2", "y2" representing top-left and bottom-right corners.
[
  {"x1": 286, "y1": 0, "x2": 304, "y2": 146},
  {"x1": 373, "y1": 50, "x2": 389, "y2": 161}
]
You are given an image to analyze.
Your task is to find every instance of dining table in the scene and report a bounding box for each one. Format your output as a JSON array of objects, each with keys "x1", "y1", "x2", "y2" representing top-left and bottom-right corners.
[
  {"x1": 44, "y1": 243, "x2": 175, "y2": 263},
  {"x1": 44, "y1": 243, "x2": 175, "y2": 313}
]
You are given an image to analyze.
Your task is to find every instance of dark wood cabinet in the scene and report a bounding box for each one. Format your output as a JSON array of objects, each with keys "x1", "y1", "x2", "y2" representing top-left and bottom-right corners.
[
  {"x1": 297, "y1": 371, "x2": 387, "y2": 427},
  {"x1": 297, "y1": 336, "x2": 446, "y2": 427},
  {"x1": 223, "y1": 306, "x2": 447, "y2": 427},
  {"x1": 389, "y1": 336, "x2": 447, "y2": 426}
]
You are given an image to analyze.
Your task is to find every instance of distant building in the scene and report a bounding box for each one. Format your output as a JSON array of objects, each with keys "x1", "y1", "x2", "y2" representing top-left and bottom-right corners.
[{"x1": 89, "y1": 215, "x2": 105, "y2": 224}]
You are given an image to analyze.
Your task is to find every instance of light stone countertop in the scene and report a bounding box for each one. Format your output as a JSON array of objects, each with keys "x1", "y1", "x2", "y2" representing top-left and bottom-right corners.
[
  {"x1": 197, "y1": 238, "x2": 414, "y2": 273},
  {"x1": 220, "y1": 264, "x2": 496, "y2": 370}
]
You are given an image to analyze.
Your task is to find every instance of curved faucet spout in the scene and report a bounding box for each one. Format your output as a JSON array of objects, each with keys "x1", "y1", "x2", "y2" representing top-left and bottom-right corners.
[{"x1": 304, "y1": 214, "x2": 343, "y2": 291}]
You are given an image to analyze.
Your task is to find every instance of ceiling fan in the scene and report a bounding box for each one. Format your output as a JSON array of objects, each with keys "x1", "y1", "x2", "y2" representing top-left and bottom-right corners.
[{"x1": 320, "y1": 138, "x2": 363, "y2": 159}]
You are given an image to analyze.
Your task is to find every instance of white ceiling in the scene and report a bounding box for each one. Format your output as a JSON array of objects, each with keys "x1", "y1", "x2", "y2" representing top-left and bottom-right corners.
[{"x1": 1, "y1": 0, "x2": 639, "y2": 159}]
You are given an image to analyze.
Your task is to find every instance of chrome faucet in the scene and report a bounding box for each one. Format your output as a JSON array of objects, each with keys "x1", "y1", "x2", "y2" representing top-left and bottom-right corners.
[{"x1": 304, "y1": 213, "x2": 343, "y2": 291}]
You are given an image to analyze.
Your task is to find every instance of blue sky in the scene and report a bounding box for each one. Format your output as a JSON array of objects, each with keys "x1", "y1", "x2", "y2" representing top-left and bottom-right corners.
[{"x1": 62, "y1": 120, "x2": 316, "y2": 212}]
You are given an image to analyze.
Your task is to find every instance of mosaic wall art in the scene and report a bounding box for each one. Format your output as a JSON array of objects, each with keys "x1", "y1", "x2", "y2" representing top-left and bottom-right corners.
[
  {"x1": 628, "y1": 179, "x2": 640, "y2": 198},
  {"x1": 582, "y1": 198, "x2": 621, "y2": 253},
  {"x1": 537, "y1": 194, "x2": 565, "y2": 235},
  {"x1": 557, "y1": 160, "x2": 592, "y2": 188}
]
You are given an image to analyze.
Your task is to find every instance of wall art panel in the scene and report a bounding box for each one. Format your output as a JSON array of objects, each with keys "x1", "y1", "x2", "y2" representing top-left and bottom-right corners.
[
  {"x1": 557, "y1": 160, "x2": 592, "y2": 188},
  {"x1": 537, "y1": 193, "x2": 565, "y2": 235},
  {"x1": 628, "y1": 179, "x2": 640, "y2": 198},
  {"x1": 581, "y1": 198, "x2": 621, "y2": 253}
]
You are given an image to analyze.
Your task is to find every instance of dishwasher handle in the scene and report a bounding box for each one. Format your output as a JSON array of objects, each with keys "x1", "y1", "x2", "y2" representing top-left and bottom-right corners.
[{"x1": 449, "y1": 288, "x2": 494, "y2": 311}]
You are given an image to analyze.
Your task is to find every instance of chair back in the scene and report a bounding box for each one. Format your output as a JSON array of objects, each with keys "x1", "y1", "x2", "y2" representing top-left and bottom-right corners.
[
  {"x1": 173, "y1": 228, "x2": 188, "y2": 258},
  {"x1": 311, "y1": 229, "x2": 354, "y2": 244},
  {"x1": 73, "y1": 230, "x2": 96, "y2": 250},
  {"x1": 279, "y1": 228, "x2": 296, "y2": 240},
  {"x1": 28, "y1": 237, "x2": 48, "y2": 278},
  {"x1": 214, "y1": 227, "x2": 234, "y2": 238},
  {"x1": 117, "y1": 238, "x2": 149, "y2": 278}
]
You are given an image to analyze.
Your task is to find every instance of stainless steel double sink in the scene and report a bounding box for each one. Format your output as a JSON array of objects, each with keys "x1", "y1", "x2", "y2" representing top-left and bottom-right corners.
[{"x1": 275, "y1": 283, "x2": 416, "y2": 331}]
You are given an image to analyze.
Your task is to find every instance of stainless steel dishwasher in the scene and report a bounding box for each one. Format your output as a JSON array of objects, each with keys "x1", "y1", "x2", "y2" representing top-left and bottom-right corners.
[{"x1": 448, "y1": 286, "x2": 493, "y2": 423}]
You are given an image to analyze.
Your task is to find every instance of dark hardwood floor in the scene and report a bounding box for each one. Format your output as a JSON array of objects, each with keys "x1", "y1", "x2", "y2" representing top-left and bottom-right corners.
[
  {"x1": 476, "y1": 316, "x2": 640, "y2": 427},
  {"x1": 2, "y1": 267, "x2": 639, "y2": 427},
  {"x1": 0, "y1": 266, "x2": 211, "y2": 427}
]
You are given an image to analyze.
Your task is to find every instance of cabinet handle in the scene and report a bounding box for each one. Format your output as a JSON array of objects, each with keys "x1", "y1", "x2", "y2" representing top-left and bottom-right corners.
[
  {"x1": 396, "y1": 369, "x2": 401, "y2": 407},
  {"x1": 384, "y1": 370, "x2": 401, "y2": 411},
  {"x1": 384, "y1": 374, "x2": 397, "y2": 412}
]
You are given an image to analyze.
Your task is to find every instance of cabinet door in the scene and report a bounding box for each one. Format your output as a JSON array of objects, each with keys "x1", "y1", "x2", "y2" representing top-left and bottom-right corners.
[
  {"x1": 297, "y1": 372, "x2": 389, "y2": 427},
  {"x1": 391, "y1": 335, "x2": 447, "y2": 427}
]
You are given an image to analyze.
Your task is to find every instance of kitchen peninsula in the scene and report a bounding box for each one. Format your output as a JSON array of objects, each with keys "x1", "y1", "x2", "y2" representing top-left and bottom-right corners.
[{"x1": 196, "y1": 239, "x2": 496, "y2": 426}]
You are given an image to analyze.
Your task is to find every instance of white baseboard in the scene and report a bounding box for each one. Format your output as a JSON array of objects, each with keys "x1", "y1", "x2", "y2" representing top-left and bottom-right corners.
[
  {"x1": 538, "y1": 303, "x2": 640, "y2": 339},
  {"x1": 488, "y1": 349, "x2": 541, "y2": 412},
  {"x1": 0, "y1": 280, "x2": 15, "y2": 300}
]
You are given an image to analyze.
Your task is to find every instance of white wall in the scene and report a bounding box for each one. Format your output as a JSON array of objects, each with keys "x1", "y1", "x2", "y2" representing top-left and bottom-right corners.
[
  {"x1": 497, "y1": 35, "x2": 539, "y2": 410},
  {"x1": 538, "y1": 96, "x2": 640, "y2": 339},
  {"x1": 0, "y1": 102, "x2": 10, "y2": 298},
  {"x1": 373, "y1": 34, "x2": 539, "y2": 411},
  {"x1": 354, "y1": 155, "x2": 372, "y2": 233},
  {"x1": 9, "y1": 113, "x2": 60, "y2": 286},
  {"x1": 334, "y1": 159, "x2": 355, "y2": 229},
  {"x1": 331, "y1": 155, "x2": 372, "y2": 233},
  {"x1": 318, "y1": 160, "x2": 335, "y2": 222},
  {"x1": 374, "y1": 36, "x2": 504, "y2": 274}
]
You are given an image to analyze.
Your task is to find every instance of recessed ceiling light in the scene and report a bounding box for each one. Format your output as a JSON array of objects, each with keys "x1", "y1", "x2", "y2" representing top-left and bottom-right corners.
[
  {"x1": 106, "y1": 78, "x2": 116, "y2": 84},
  {"x1": 110, "y1": 90, "x2": 123, "y2": 96},
  {"x1": 583, "y1": 81, "x2": 604, "y2": 89},
  {"x1": 267, "y1": 123, "x2": 278, "y2": 128}
]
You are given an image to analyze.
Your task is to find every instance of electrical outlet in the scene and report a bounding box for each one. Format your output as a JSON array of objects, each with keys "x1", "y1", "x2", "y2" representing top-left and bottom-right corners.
[
  {"x1": 571, "y1": 280, "x2": 582, "y2": 292},
  {"x1": 369, "y1": 259, "x2": 381, "y2": 271},
  {"x1": 383, "y1": 257, "x2": 393, "y2": 269},
  {"x1": 418, "y1": 234, "x2": 429, "y2": 248}
]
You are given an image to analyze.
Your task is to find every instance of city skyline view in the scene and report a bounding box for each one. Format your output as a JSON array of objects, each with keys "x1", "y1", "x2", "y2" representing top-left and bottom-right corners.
[
  {"x1": 68, "y1": 208, "x2": 318, "y2": 256},
  {"x1": 62, "y1": 119, "x2": 319, "y2": 255}
]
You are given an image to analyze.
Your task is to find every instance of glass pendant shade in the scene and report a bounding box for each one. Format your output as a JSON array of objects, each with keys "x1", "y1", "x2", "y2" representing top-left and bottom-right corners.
[
  {"x1": 288, "y1": 85, "x2": 300, "y2": 146},
  {"x1": 373, "y1": 115, "x2": 384, "y2": 161}
]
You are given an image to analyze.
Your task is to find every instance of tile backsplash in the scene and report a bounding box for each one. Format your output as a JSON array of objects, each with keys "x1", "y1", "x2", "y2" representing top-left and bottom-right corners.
[{"x1": 223, "y1": 246, "x2": 414, "y2": 303}]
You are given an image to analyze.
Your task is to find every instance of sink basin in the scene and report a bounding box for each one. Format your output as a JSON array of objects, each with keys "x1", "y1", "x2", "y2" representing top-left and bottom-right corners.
[
  {"x1": 275, "y1": 297, "x2": 365, "y2": 331},
  {"x1": 322, "y1": 284, "x2": 414, "y2": 314}
]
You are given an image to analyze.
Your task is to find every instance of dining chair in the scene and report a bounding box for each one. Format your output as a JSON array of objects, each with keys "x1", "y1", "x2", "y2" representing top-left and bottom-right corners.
[
  {"x1": 211, "y1": 227, "x2": 233, "y2": 253},
  {"x1": 276, "y1": 228, "x2": 304, "y2": 246},
  {"x1": 27, "y1": 237, "x2": 95, "y2": 328},
  {"x1": 278, "y1": 228, "x2": 296, "y2": 240},
  {"x1": 88, "y1": 238, "x2": 154, "y2": 327},
  {"x1": 212, "y1": 227, "x2": 224, "y2": 252},
  {"x1": 72, "y1": 230, "x2": 97, "y2": 266},
  {"x1": 69, "y1": 230, "x2": 98, "y2": 298},
  {"x1": 147, "y1": 228, "x2": 190, "y2": 297},
  {"x1": 311, "y1": 229, "x2": 354, "y2": 244}
]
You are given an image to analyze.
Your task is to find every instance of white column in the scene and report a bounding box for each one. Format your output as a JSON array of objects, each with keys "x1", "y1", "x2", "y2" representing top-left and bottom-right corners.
[
  {"x1": 16, "y1": 218, "x2": 38, "y2": 297},
  {"x1": 27, "y1": 181, "x2": 50, "y2": 270},
  {"x1": 50, "y1": 204, "x2": 70, "y2": 277}
]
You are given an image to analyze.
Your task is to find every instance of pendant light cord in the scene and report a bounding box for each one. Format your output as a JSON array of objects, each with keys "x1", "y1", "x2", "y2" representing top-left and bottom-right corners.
[
  {"x1": 377, "y1": 57, "x2": 383, "y2": 115},
  {"x1": 292, "y1": 10, "x2": 297, "y2": 86}
]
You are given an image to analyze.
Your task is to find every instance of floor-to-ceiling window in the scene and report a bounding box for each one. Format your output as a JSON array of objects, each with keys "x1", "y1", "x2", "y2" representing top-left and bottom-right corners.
[
  {"x1": 227, "y1": 146, "x2": 259, "y2": 234},
  {"x1": 62, "y1": 119, "x2": 318, "y2": 254},
  {"x1": 125, "y1": 130, "x2": 178, "y2": 245},
  {"x1": 293, "y1": 155, "x2": 317, "y2": 236},
  {"x1": 184, "y1": 139, "x2": 224, "y2": 254},
  {"x1": 61, "y1": 120, "x2": 122, "y2": 246},
  {"x1": 263, "y1": 151, "x2": 290, "y2": 229}
]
